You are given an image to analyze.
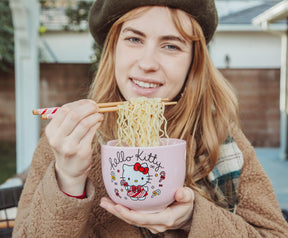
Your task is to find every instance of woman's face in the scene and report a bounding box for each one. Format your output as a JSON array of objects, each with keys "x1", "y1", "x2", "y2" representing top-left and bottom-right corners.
[{"x1": 115, "y1": 7, "x2": 193, "y2": 100}]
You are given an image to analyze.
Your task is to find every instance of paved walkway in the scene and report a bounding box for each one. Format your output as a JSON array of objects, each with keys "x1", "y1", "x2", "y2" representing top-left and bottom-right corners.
[{"x1": 255, "y1": 148, "x2": 288, "y2": 209}]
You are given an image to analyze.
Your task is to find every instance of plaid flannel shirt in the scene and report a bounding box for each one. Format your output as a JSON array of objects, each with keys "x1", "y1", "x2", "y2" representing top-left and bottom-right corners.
[{"x1": 208, "y1": 136, "x2": 244, "y2": 212}]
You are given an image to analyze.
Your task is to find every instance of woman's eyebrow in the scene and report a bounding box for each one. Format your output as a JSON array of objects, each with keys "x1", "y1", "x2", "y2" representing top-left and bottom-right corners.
[
  {"x1": 160, "y1": 35, "x2": 186, "y2": 44},
  {"x1": 122, "y1": 27, "x2": 145, "y2": 37}
]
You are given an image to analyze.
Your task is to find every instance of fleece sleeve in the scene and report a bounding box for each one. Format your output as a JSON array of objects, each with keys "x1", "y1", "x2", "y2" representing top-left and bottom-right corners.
[
  {"x1": 12, "y1": 135, "x2": 96, "y2": 238},
  {"x1": 187, "y1": 126, "x2": 288, "y2": 238}
]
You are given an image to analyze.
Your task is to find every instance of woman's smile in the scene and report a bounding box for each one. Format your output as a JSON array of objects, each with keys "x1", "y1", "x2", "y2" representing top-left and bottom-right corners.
[
  {"x1": 131, "y1": 78, "x2": 161, "y2": 89},
  {"x1": 129, "y1": 76, "x2": 163, "y2": 96}
]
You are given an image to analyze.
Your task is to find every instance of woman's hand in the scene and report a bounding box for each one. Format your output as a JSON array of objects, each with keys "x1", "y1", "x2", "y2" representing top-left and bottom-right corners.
[
  {"x1": 45, "y1": 99, "x2": 104, "y2": 196},
  {"x1": 100, "y1": 187, "x2": 195, "y2": 234}
]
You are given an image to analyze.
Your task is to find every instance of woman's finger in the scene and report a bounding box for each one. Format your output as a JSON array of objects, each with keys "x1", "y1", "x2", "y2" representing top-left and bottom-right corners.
[
  {"x1": 100, "y1": 187, "x2": 195, "y2": 233},
  {"x1": 112, "y1": 203, "x2": 165, "y2": 226},
  {"x1": 69, "y1": 113, "x2": 104, "y2": 143},
  {"x1": 174, "y1": 187, "x2": 194, "y2": 203},
  {"x1": 100, "y1": 196, "x2": 168, "y2": 226},
  {"x1": 45, "y1": 106, "x2": 68, "y2": 140},
  {"x1": 77, "y1": 121, "x2": 103, "y2": 159},
  {"x1": 81, "y1": 120, "x2": 103, "y2": 145},
  {"x1": 53, "y1": 100, "x2": 99, "y2": 137},
  {"x1": 100, "y1": 197, "x2": 128, "y2": 222},
  {"x1": 113, "y1": 188, "x2": 194, "y2": 226},
  {"x1": 112, "y1": 205, "x2": 169, "y2": 233}
]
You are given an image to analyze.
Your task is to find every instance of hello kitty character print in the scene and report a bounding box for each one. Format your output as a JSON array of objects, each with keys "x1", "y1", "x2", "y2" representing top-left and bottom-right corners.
[{"x1": 121, "y1": 162, "x2": 150, "y2": 200}]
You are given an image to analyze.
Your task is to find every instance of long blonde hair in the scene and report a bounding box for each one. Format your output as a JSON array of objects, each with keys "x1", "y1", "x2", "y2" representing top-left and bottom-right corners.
[{"x1": 88, "y1": 6, "x2": 239, "y2": 198}]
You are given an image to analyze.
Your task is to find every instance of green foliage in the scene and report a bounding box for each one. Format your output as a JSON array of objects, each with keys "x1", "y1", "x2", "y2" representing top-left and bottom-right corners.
[
  {"x1": 64, "y1": 1, "x2": 102, "y2": 72},
  {"x1": 0, "y1": 0, "x2": 14, "y2": 71},
  {"x1": 0, "y1": 0, "x2": 102, "y2": 72},
  {"x1": 65, "y1": 1, "x2": 92, "y2": 31},
  {"x1": 39, "y1": 0, "x2": 57, "y2": 8},
  {"x1": 0, "y1": 142, "x2": 16, "y2": 184}
]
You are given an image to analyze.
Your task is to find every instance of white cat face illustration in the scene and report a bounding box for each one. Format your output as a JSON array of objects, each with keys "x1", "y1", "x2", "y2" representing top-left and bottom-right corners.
[{"x1": 122, "y1": 163, "x2": 150, "y2": 186}]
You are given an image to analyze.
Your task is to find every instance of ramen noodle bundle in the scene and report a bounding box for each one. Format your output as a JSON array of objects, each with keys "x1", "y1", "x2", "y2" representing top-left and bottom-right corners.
[{"x1": 117, "y1": 97, "x2": 168, "y2": 147}]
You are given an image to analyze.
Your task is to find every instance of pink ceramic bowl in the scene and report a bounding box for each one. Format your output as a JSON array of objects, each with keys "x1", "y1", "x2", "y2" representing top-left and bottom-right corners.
[{"x1": 101, "y1": 138, "x2": 186, "y2": 213}]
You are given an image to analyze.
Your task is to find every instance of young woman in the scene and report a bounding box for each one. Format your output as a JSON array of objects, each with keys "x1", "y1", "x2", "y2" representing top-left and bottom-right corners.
[{"x1": 13, "y1": 0, "x2": 288, "y2": 237}]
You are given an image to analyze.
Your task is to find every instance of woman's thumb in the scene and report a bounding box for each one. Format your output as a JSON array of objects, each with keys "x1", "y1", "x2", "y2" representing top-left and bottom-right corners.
[{"x1": 175, "y1": 187, "x2": 194, "y2": 203}]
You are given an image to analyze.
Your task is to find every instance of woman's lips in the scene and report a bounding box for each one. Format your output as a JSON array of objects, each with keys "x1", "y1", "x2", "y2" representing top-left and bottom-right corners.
[{"x1": 131, "y1": 78, "x2": 162, "y2": 89}]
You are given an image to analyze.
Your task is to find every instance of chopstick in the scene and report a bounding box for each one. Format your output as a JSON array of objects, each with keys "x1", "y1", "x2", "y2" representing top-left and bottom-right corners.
[
  {"x1": 33, "y1": 99, "x2": 176, "y2": 120},
  {"x1": 96, "y1": 101, "x2": 177, "y2": 113},
  {"x1": 32, "y1": 98, "x2": 169, "y2": 115},
  {"x1": 32, "y1": 102, "x2": 125, "y2": 116}
]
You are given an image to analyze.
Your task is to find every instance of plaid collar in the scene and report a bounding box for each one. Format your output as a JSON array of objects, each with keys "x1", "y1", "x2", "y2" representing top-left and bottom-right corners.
[{"x1": 207, "y1": 136, "x2": 244, "y2": 212}]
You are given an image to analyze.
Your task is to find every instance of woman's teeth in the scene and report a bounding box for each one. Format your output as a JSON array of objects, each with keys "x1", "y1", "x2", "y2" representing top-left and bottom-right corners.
[{"x1": 132, "y1": 79, "x2": 159, "y2": 88}]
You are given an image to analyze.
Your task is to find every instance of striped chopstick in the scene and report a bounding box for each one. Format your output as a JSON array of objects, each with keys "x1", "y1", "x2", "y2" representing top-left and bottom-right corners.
[
  {"x1": 32, "y1": 101, "x2": 126, "y2": 118},
  {"x1": 32, "y1": 99, "x2": 176, "y2": 120}
]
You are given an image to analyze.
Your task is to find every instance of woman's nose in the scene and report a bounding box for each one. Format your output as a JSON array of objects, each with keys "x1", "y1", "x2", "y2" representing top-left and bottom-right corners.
[{"x1": 138, "y1": 46, "x2": 160, "y2": 72}]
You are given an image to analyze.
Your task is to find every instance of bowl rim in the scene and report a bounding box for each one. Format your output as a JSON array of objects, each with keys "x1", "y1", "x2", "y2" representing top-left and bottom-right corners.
[{"x1": 101, "y1": 138, "x2": 186, "y2": 149}]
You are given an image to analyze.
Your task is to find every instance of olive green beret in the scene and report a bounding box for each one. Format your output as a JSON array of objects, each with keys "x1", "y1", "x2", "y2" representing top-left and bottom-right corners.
[{"x1": 89, "y1": 0, "x2": 218, "y2": 47}]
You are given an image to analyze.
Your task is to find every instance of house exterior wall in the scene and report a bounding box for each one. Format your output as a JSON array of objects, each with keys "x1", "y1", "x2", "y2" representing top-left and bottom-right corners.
[
  {"x1": 40, "y1": 30, "x2": 282, "y2": 69},
  {"x1": 40, "y1": 32, "x2": 94, "y2": 63},
  {"x1": 0, "y1": 64, "x2": 280, "y2": 147},
  {"x1": 210, "y1": 31, "x2": 282, "y2": 68},
  {"x1": 220, "y1": 68, "x2": 280, "y2": 147}
]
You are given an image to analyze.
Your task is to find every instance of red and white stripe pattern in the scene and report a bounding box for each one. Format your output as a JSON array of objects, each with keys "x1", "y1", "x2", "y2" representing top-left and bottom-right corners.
[
  {"x1": 32, "y1": 107, "x2": 59, "y2": 115},
  {"x1": 127, "y1": 187, "x2": 148, "y2": 199},
  {"x1": 32, "y1": 107, "x2": 59, "y2": 120}
]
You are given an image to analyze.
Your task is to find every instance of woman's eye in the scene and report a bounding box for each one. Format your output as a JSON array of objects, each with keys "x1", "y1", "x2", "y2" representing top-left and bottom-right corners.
[
  {"x1": 126, "y1": 37, "x2": 141, "y2": 44},
  {"x1": 164, "y1": 44, "x2": 180, "y2": 51}
]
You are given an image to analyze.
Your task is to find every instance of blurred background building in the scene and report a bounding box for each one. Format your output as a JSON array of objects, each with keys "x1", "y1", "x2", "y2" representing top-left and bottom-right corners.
[{"x1": 0, "y1": 0, "x2": 286, "y2": 178}]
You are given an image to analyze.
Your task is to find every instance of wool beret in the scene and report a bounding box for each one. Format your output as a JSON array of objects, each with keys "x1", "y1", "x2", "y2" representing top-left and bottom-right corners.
[{"x1": 89, "y1": 0, "x2": 218, "y2": 47}]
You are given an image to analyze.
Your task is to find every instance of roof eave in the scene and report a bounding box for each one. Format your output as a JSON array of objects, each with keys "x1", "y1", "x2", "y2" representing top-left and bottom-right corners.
[
  {"x1": 252, "y1": 1, "x2": 288, "y2": 30},
  {"x1": 217, "y1": 24, "x2": 286, "y2": 32}
]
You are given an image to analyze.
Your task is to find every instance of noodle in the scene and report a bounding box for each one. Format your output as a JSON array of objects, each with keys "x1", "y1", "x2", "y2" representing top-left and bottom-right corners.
[{"x1": 117, "y1": 97, "x2": 168, "y2": 147}]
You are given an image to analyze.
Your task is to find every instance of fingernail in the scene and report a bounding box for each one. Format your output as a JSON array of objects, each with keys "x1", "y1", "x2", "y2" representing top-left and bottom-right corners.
[{"x1": 178, "y1": 189, "x2": 185, "y2": 201}]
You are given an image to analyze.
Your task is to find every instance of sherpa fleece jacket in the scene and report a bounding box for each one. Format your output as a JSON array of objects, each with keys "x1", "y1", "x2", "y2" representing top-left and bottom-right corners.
[{"x1": 13, "y1": 125, "x2": 288, "y2": 237}]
